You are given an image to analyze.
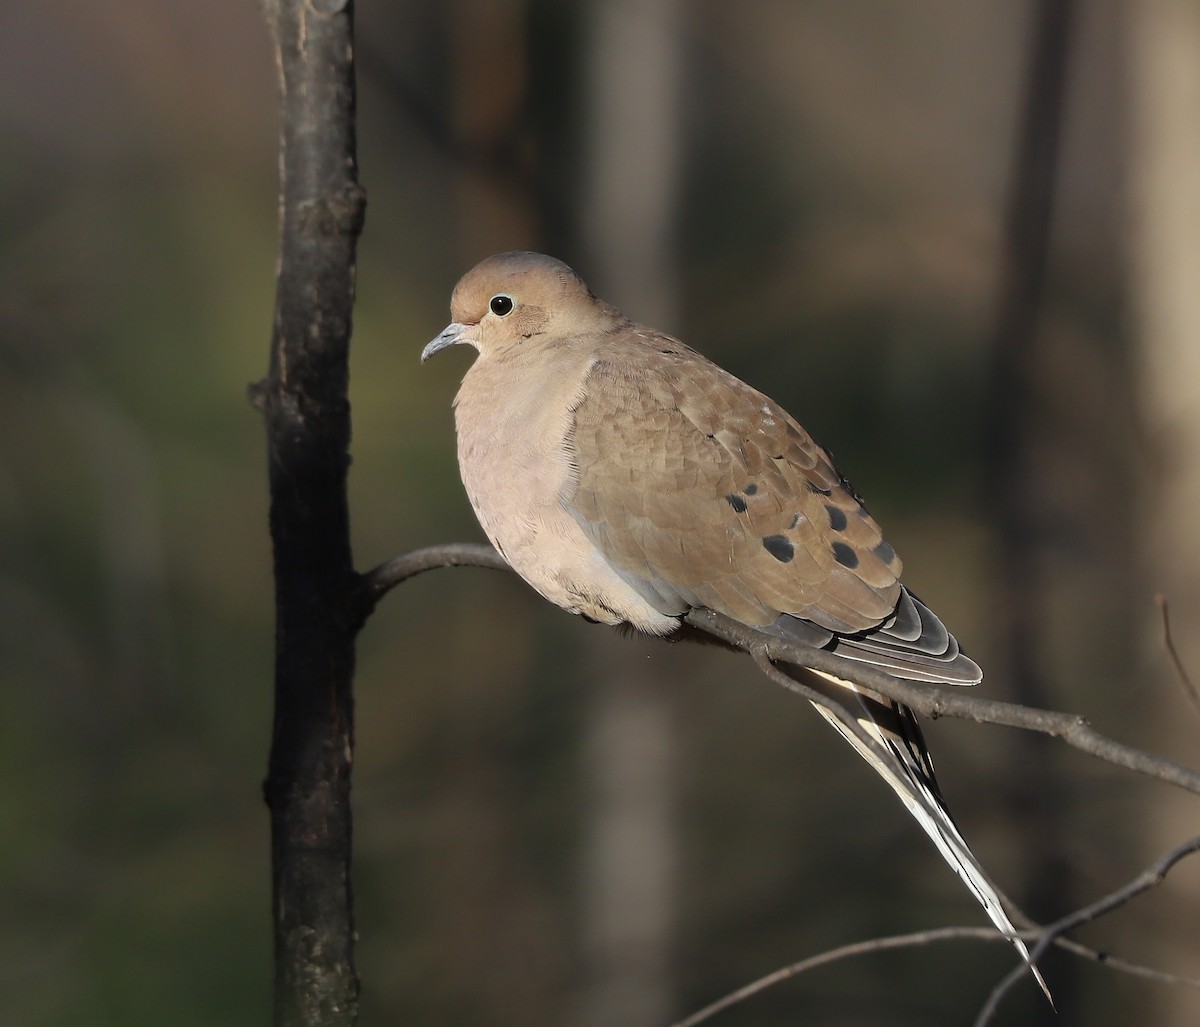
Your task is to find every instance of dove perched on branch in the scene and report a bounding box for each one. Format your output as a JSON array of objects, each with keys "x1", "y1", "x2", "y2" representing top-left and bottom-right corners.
[{"x1": 422, "y1": 250, "x2": 1049, "y2": 999}]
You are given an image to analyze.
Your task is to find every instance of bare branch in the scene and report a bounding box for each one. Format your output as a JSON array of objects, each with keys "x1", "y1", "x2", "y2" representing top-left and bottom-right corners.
[
  {"x1": 362, "y1": 541, "x2": 511, "y2": 601},
  {"x1": 670, "y1": 927, "x2": 1011, "y2": 1027},
  {"x1": 669, "y1": 834, "x2": 1200, "y2": 1027},
  {"x1": 1156, "y1": 594, "x2": 1200, "y2": 720},
  {"x1": 687, "y1": 608, "x2": 1200, "y2": 796},
  {"x1": 750, "y1": 653, "x2": 887, "y2": 768},
  {"x1": 1053, "y1": 937, "x2": 1200, "y2": 990},
  {"x1": 370, "y1": 546, "x2": 1200, "y2": 1024},
  {"x1": 974, "y1": 832, "x2": 1200, "y2": 1025},
  {"x1": 369, "y1": 544, "x2": 1200, "y2": 797}
]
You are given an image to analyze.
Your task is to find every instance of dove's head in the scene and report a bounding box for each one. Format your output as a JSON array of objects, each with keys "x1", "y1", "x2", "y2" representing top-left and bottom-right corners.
[{"x1": 422, "y1": 252, "x2": 610, "y2": 362}]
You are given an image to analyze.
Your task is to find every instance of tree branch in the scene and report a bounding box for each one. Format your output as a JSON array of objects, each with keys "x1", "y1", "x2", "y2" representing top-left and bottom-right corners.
[
  {"x1": 1156, "y1": 594, "x2": 1200, "y2": 721},
  {"x1": 687, "y1": 608, "x2": 1200, "y2": 795},
  {"x1": 259, "y1": 1, "x2": 365, "y2": 1024},
  {"x1": 368, "y1": 543, "x2": 1200, "y2": 1020},
  {"x1": 974, "y1": 832, "x2": 1200, "y2": 1025},
  {"x1": 1053, "y1": 936, "x2": 1200, "y2": 990},
  {"x1": 360, "y1": 541, "x2": 511, "y2": 611},
  {"x1": 670, "y1": 927, "x2": 1014, "y2": 1027},
  {"x1": 666, "y1": 833, "x2": 1200, "y2": 1027},
  {"x1": 367, "y1": 543, "x2": 1200, "y2": 796}
]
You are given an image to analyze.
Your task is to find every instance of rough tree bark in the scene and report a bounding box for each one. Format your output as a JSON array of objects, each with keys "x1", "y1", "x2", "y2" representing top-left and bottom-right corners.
[{"x1": 257, "y1": 1, "x2": 366, "y2": 1024}]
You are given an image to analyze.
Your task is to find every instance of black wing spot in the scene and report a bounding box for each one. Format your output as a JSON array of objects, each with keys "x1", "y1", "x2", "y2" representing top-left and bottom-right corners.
[
  {"x1": 725, "y1": 493, "x2": 748, "y2": 513},
  {"x1": 831, "y1": 541, "x2": 859, "y2": 568},
  {"x1": 872, "y1": 540, "x2": 897, "y2": 565},
  {"x1": 744, "y1": 483, "x2": 758, "y2": 495},
  {"x1": 762, "y1": 534, "x2": 795, "y2": 563},
  {"x1": 825, "y1": 505, "x2": 848, "y2": 531}
]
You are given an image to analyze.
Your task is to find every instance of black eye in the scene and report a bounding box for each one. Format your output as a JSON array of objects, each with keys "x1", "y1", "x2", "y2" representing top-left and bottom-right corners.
[{"x1": 489, "y1": 294, "x2": 514, "y2": 317}]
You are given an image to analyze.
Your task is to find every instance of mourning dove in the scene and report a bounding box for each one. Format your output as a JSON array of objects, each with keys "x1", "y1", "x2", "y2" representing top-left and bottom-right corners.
[{"x1": 423, "y1": 251, "x2": 1048, "y2": 998}]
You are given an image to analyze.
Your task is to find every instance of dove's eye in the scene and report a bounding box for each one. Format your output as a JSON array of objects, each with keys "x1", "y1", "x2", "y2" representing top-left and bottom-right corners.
[{"x1": 489, "y1": 294, "x2": 514, "y2": 317}]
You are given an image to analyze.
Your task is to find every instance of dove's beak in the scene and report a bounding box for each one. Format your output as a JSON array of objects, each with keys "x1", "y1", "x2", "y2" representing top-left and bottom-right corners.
[{"x1": 421, "y1": 322, "x2": 474, "y2": 362}]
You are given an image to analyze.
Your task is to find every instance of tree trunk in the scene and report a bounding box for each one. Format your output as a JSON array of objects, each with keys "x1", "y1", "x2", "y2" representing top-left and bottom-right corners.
[
  {"x1": 259, "y1": 1, "x2": 366, "y2": 1023},
  {"x1": 1130, "y1": 2, "x2": 1200, "y2": 1024},
  {"x1": 575, "y1": 1, "x2": 684, "y2": 1024}
]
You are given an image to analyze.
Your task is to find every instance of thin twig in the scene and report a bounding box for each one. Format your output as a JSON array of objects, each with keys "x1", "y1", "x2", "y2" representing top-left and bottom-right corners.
[
  {"x1": 356, "y1": 541, "x2": 511, "y2": 623},
  {"x1": 670, "y1": 927, "x2": 1011, "y2": 1027},
  {"x1": 362, "y1": 541, "x2": 511, "y2": 597},
  {"x1": 973, "y1": 833, "x2": 1200, "y2": 1026},
  {"x1": 670, "y1": 835, "x2": 1200, "y2": 1027},
  {"x1": 750, "y1": 653, "x2": 890, "y2": 776},
  {"x1": 1053, "y1": 936, "x2": 1200, "y2": 990},
  {"x1": 1156, "y1": 594, "x2": 1200, "y2": 720}
]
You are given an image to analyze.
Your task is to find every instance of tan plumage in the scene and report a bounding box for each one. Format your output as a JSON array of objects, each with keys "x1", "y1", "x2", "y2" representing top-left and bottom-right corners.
[{"x1": 423, "y1": 251, "x2": 1048, "y2": 998}]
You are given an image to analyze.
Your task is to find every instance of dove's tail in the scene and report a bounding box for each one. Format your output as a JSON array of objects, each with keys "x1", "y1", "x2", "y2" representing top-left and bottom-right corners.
[{"x1": 784, "y1": 663, "x2": 1053, "y2": 1005}]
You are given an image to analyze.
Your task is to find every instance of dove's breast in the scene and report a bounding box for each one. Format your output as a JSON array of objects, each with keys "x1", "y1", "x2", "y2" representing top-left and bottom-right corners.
[{"x1": 453, "y1": 345, "x2": 677, "y2": 634}]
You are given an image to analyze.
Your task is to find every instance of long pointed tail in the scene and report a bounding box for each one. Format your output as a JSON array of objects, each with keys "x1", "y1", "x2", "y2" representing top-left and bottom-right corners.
[{"x1": 787, "y1": 664, "x2": 1052, "y2": 1004}]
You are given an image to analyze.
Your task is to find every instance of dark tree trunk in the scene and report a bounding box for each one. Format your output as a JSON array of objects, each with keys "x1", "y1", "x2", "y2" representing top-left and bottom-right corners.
[{"x1": 257, "y1": 1, "x2": 366, "y2": 1024}]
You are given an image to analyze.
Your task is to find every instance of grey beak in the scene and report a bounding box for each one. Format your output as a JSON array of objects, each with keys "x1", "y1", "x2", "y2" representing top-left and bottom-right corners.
[{"x1": 421, "y1": 322, "x2": 469, "y2": 363}]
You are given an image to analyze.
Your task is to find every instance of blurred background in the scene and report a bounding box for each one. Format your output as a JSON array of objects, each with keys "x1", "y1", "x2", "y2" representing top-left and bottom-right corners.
[{"x1": 3, "y1": 0, "x2": 1200, "y2": 1024}]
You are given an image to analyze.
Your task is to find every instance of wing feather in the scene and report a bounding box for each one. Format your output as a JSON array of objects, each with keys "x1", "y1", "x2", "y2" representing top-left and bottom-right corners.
[{"x1": 564, "y1": 337, "x2": 978, "y2": 682}]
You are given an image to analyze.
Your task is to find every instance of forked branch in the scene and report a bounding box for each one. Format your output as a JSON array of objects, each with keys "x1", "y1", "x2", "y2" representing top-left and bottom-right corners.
[{"x1": 666, "y1": 832, "x2": 1200, "y2": 1027}]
